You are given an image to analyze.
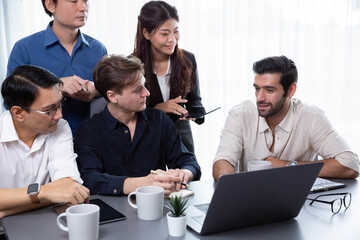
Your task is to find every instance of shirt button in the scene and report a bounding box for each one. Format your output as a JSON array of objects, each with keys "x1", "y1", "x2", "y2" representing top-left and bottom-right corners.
[
  {"x1": 113, "y1": 189, "x2": 118, "y2": 194},
  {"x1": 124, "y1": 130, "x2": 129, "y2": 134},
  {"x1": 26, "y1": 174, "x2": 30, "y2": 178}
]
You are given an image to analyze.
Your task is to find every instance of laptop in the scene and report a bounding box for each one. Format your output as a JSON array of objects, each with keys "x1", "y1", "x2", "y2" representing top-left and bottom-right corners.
[{"x1": 186, "y1": 162, "x2": 324, "y2": 235}]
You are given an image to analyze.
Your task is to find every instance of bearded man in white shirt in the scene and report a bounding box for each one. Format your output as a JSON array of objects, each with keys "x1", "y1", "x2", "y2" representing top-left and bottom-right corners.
[
  {"x1": 0, "y1": 65, "x2": 89, "y2": 219},
  {"x1": 213, "y1": 56, "x2": 359, "y2": 181}
]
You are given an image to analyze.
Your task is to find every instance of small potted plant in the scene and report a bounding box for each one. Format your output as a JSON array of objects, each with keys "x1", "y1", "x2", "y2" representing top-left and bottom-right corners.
[{"x1": 166, "y1": 195, "x2": 188, "y2": 237}]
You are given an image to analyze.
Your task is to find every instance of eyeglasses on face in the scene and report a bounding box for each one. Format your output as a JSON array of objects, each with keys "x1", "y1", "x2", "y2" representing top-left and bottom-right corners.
[
  {"x1": 21, "y1": 98, "x2": 66, "y2": 117},
  {"x1": 306, "y1": 192, "x2": 351, "y2": 214}
]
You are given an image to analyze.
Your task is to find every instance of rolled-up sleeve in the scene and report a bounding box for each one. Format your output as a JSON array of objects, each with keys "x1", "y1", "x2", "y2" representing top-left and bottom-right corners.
[
  {"x1": 49, "y1": 120, "x2": 83, "y2": 184},
  {"x1": 311, "y1": 112, "x2": 359, "y2": 173},
  {"x1": 213, "y1": 106, "x2": 244, "y2": 169}
]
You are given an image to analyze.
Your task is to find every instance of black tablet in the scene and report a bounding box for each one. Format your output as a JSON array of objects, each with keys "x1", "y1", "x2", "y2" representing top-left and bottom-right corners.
[
  {"x1": 53, "y1": 199, "x2": 126, "y2": 224},
  {"x1": 90, "y1": 199, "x2": 126, "y2": 224}
]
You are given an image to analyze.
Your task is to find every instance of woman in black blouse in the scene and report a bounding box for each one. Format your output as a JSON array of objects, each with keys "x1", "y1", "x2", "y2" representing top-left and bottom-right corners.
[{"x1": 133, "y1": 1, "x2": 205, "y2": 153}]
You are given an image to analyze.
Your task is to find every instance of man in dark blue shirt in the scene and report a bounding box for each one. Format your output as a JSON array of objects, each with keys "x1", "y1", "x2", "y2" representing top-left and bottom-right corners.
[{"x1": 75, "y1": 54, "x2": 201, "y2": 196}]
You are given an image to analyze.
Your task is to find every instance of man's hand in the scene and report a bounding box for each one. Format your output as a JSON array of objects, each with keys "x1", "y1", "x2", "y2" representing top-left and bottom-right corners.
[
  {"x1": 72, "y1": 81, "x2": 98, "y2": 102},
  {"x1": 167, "y1": 168, "x2": 193, "y2": 192},
  {"x1": 154, "y1": 96, "x2": 188, "y2": 116},
  {"x1": 144, "y1": 170, "x2": 182, "y2": 198},
  {"x1": 38, "y1": 177, "x2": 90, "y2": 205},
  {"x1": 264, "y1": 157, "x2": 288, "y2": 168},
  {"x1": 60, "y1": 76, "x2": 98, "y2": 102}
]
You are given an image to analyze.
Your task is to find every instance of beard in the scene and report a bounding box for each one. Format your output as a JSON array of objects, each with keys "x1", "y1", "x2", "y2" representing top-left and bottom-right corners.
[{"x1": 257, "y1": 96, "x2": 287, "y2": 117}]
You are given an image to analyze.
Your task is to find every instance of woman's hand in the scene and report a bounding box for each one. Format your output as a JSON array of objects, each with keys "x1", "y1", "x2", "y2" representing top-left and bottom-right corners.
[{"x1": 154, "y1": 96, "x2": 188, "y2": 116}]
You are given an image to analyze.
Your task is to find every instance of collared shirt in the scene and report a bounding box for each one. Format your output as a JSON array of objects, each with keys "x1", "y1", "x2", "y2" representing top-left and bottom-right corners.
[
  {"x1": 0, "y1": 111, "x2": 82, "y2": 188},
  {"x1": 214, "y1": 99, "x2": 359, "y2": 172},
  {"x1": 155, "y1": 57, "x2": 171, "y2": 102},
  {"x1": 7, "y1": 21, "x2": 107, "y2": 134},
  {"x1": 74, "y1": 106, "x2": 201, "y2": 196}
]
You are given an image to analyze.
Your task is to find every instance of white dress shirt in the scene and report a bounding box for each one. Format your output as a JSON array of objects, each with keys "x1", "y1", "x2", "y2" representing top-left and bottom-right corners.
[
  {"x1": 0, "y1": 111, "x2": 83, "y2": 188},
  {"x1": 155, "y1": 57, "x2": 171, "y2": 102},
  {"x1": 214, "y1": 99, "x2": 359, "y2": 172}
]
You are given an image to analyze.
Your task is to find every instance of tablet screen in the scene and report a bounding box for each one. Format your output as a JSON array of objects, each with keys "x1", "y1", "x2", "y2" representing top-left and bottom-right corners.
[{"x1": 90, "y1": 199, "x2": 126, "y2": 224}]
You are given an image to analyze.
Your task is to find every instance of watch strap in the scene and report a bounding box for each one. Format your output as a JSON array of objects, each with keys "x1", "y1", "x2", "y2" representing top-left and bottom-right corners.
[
  {"x1": 29, "y1": 194, "x2": 40, "y2": 204},
  {"x1": 27, "y1": 183, "x2": 40, "y2": 204}
]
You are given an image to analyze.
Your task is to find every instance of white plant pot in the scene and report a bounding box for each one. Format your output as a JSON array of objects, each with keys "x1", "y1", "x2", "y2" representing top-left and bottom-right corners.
[{"x1": 167, "y1": 212, "x2": 187, "y2": 237}]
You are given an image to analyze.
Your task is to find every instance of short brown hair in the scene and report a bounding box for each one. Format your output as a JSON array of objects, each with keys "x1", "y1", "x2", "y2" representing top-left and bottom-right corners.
[{"x1": 93, "y1": 54, "x2": 144, "y2": 101}]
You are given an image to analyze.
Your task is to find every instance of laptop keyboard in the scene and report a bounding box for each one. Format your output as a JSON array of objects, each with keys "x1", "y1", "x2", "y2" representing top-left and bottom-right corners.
[
  {"x1": 192, "y1": 215, "x2": 206, "y2": 225},
  {"x1": 191, "y1": 203, "x2": 210, "y2": 225},
  {"x1": 194, "y1": 203, "x2": 209, "y2": 214}
]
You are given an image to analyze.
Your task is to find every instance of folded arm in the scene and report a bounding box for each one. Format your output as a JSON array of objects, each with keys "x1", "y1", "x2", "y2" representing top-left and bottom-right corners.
[
  {"x1": 265, "y1": 157, "x2": 358, "y2": 179},
  {"x1": 0, "y1": 178, "x2": 89, "y2": 219},
  {"x1": 213, "y1": 160, "x2": 236, "y2": 181}
]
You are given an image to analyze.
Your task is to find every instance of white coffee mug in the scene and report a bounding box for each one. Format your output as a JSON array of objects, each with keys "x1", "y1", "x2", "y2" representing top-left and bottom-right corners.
[
  {"x1": 127, "y1": 186, "x2": 164, "y2": 221},
  {"x1": 247, "y1": 160, "x2": 272, "y2": 171},
  {"x1": 57, "y1": 204, "x2": 100, "y2": 240}
]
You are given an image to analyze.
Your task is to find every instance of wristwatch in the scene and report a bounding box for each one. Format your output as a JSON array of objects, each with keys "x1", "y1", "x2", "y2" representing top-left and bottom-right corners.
[
  {"x1": 287, "y1": 161, "x2": 298, "y2": 167},
  {"x1": 27, "y1": 183, "x2": 40, "y2": 204}
]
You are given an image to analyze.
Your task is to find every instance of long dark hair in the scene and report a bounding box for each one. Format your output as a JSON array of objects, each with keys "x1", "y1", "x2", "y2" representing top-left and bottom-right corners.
[{"x1": 133, "y1": 1, "x2": 193, "y2": 98}]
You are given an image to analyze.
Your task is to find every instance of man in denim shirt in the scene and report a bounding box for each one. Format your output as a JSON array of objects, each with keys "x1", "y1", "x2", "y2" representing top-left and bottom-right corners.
[{"x1": 7, "y1": 0, "x2": 107, "y2": 134}]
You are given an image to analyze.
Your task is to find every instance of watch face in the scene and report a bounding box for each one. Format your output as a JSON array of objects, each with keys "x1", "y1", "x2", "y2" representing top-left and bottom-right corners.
[
  {"x1": 288, "y1": 161, "x2": 298, "y2": 166},
  {"x1": 27, "y1": 183, "x2": 40, "y2": 194}
]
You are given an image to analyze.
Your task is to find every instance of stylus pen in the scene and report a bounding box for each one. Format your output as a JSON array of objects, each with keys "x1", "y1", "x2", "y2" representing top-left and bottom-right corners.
[
  {"x1": 150, "y1": 170, "x2": 190, "y2": 188},
  {"x1": 73, "y1": 74, "x2": 87, "y2": 92},
  {"x1": 80, "y1": 84, "x2": 87, "y2": 92}
]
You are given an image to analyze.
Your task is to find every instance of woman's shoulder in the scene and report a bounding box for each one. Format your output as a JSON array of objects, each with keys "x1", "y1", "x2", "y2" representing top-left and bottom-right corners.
[
  {"x1": 179, "y1": 49, "x2": 196, "y2": 68},
  {"x1": 180, "y1": 49, "x2": 195, "y2": 59}
]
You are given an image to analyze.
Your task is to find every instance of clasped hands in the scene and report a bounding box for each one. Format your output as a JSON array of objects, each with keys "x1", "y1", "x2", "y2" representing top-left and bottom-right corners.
[
  {"x1": 147, "y1": 168, "x2": 193, "y2": 198},
  {"x1": 60, "y1": 75, "x2": 98, "y2": 102},
  {"x1": 263, "y1": 156, "x2": 292, "y2": 168}
]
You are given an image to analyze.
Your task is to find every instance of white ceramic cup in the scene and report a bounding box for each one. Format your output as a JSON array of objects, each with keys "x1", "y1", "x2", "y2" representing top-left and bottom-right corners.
[
  {"x1": 127, "y1": 186, "x2": 164, "y2": 221},
  {"x1": 247, "y1": 160, "x2": 272, "y2": 171},
  {"x1": 57, "y1": 204, "x2": 100, "y2": 240}
]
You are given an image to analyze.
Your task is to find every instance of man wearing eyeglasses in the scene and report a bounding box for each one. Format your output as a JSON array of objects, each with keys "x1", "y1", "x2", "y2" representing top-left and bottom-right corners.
[
  {"x1": 0, "y1": 65, "x2": 89, "y2": 220},
  {"x1": 213, "y1": 56, "x2": 359, "y2": 181}
]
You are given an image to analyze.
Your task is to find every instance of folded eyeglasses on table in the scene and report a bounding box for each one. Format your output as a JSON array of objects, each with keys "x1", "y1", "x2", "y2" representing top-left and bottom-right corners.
[{"x1": 306, "y1": 192, "x2": 351, "y2": 214}]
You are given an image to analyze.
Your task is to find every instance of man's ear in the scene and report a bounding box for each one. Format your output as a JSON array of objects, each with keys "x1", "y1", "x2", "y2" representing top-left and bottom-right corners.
[
  {"x1": 142, "y1": 28, "x2": 151, "y2": 40},
  {"x1": 287, "y1": 83, "x2": 297, "y2": 98},
  {"x1": 107, "y1": 90, "x2": 119, "y2": 103},
  {"x1": 10, "y1": 106, "x2": 26, "y2": 122},
  {"x1": 45, "y1": 0, "x2": 56, "y2": 15}
]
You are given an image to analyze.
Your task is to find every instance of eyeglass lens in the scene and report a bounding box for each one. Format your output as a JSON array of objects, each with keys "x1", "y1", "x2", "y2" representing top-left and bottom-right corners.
[
  {"x1": 331, "y1": 198, "x2": 342, "y2": 214},
  {"x1": 49, "y1": 98, "x2": 65, "y2": 116},
  {"x1": 343, "y1": 193, "x2": 351, "y2": 208}
]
